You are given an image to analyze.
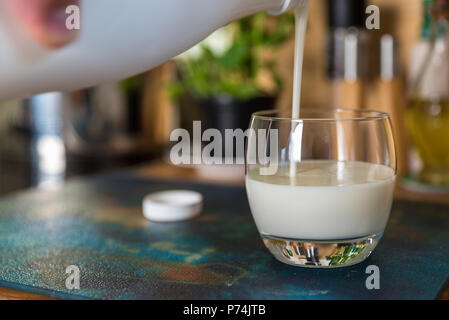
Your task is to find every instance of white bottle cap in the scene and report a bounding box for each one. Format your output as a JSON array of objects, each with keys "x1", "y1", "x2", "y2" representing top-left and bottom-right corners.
[{"x1": 142, "y1": 190, "x2": 203, "y2": 223}]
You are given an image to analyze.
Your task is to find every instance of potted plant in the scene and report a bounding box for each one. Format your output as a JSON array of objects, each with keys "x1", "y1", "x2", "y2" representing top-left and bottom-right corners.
[{"x1": 170, "y1": 13, "x2": 295, "y2": 145}]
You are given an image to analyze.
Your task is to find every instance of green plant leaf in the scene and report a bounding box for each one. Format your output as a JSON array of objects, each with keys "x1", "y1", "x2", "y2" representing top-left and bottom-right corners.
[
  {"x1": 219, "y1": 41, "x2": 247, "y2": 70},
  {"x1": 171, "y1": 12, "x2": 294, "y2": 101}
]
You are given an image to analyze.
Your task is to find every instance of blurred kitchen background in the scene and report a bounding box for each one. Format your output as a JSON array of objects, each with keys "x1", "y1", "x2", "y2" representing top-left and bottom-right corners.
[{"x1": 1, "y1": 0, "x2": 448, "y2": 195}]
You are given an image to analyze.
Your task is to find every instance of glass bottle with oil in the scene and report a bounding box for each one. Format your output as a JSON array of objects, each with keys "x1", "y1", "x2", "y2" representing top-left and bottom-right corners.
[{"x1": 407, "y1": 0, "x2": 449, "y2": 186}]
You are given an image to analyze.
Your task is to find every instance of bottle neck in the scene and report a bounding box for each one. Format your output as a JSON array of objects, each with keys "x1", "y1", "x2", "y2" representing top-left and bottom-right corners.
[
  {"x1": 229, "y1": 0, "x2": 300, "y2": 20},
  {"x1": 413, "y1": 15, "x2": 449, "y2": 100}
]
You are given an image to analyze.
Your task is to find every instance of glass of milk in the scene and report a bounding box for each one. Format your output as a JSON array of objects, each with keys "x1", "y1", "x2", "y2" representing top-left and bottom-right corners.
[{"x1": 245, "y1": 109, "x2": 397, "y2": 268}]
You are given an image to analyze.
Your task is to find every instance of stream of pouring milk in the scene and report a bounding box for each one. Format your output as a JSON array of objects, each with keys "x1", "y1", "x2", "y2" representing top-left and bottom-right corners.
[
  {"x1": 289, "y1": 2, "x2": 311, "y2": 178},
  {"x1": 292, "y1": 1, "x2": 310, "y2": 119}
]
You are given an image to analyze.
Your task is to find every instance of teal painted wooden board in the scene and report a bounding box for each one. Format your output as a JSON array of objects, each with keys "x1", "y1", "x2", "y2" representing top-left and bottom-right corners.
[{"x1": 0, "y1": 170, "x2": 448, "y2": 300}]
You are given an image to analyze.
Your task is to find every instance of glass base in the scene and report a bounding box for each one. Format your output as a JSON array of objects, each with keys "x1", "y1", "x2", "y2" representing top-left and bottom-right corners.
[{"x1": 262, "y1": 233, "x2": 382, "y2": 268}]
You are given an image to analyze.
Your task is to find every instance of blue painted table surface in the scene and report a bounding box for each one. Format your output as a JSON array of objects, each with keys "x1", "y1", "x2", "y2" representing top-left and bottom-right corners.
[{"x1": 0, "y1": 170, "x2": 448, "y2": 300}]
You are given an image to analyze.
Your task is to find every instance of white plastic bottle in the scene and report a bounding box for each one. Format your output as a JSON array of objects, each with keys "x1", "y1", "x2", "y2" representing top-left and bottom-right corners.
[{"x1": 0, "y1": 0, "x2": 302, "y2": 99}]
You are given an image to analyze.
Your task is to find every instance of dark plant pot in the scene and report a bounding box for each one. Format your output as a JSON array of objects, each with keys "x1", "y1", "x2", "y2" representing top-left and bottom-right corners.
[{"x1": 198, "y1": 95, "x2": 277, "y2": 159}]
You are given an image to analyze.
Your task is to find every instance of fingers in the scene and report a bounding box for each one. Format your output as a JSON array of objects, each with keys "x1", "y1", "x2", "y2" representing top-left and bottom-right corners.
[{"x1": 9, "y1": 0, "x2": 80, "y2": 49}]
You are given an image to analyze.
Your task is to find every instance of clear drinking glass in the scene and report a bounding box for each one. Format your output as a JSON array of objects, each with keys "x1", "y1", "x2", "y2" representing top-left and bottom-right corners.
[{"x1": 245, "y1": 109, "x2": 397, "y2": 268}]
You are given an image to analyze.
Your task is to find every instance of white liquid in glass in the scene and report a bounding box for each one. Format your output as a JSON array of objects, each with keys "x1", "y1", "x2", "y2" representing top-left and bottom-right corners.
[{"x1": 246, "y1": 161, "x2": 396, "y2": 240}]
